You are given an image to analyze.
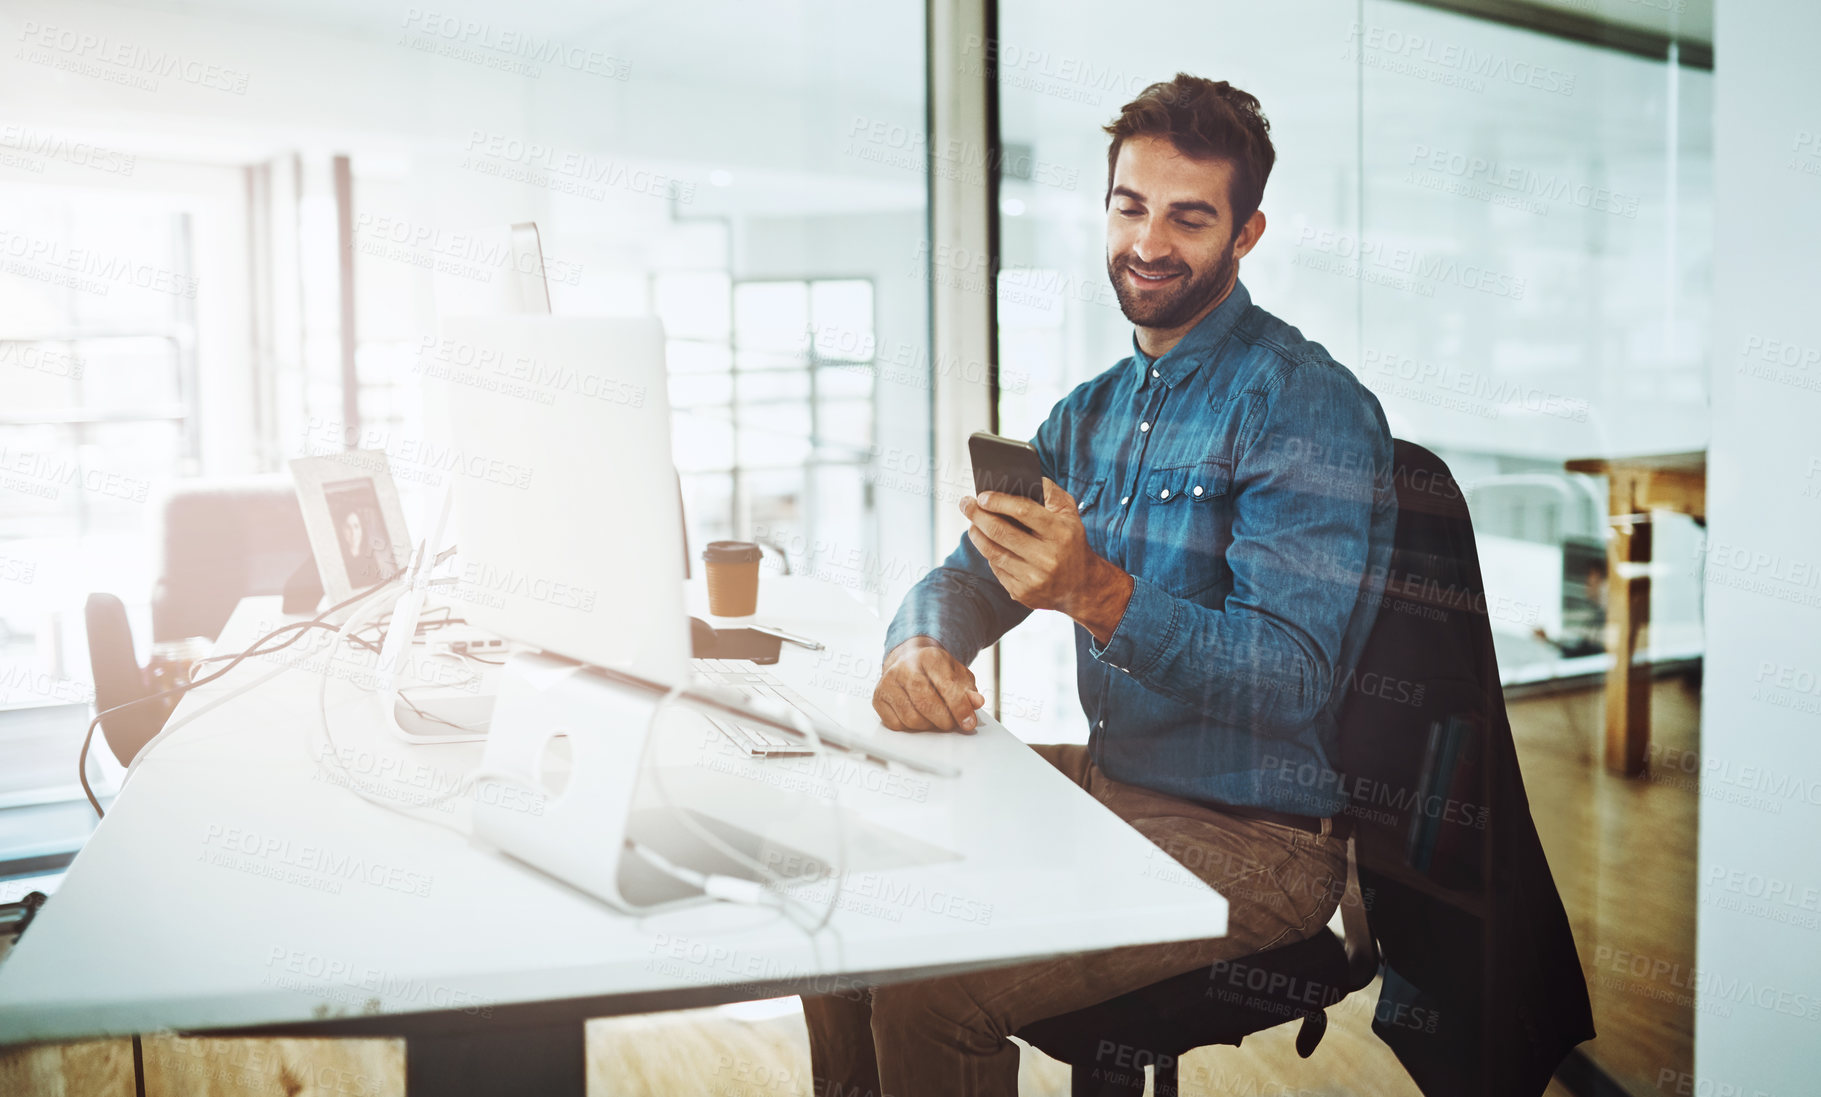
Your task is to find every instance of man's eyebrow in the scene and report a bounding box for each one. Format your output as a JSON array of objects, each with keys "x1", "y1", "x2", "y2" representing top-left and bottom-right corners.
[{"x1": 1110, "y1": 186, "x2": 1221, "y2": 218}]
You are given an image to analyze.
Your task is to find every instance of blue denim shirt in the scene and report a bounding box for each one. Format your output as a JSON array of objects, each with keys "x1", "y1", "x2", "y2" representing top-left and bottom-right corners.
[{"x1": 886, "y1": 281, "x2": 1397, "y2": 815}]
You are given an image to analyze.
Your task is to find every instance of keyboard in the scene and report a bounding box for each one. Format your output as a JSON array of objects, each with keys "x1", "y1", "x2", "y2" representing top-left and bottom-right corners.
[{"x1": 690, "y1": 658, "x2": 842, "y2": 757}]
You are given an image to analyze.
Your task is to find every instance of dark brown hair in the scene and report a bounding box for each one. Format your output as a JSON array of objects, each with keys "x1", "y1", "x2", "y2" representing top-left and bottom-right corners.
[{"x1": 1103, "y1": 74, "x2": 1275, "y2": 226}]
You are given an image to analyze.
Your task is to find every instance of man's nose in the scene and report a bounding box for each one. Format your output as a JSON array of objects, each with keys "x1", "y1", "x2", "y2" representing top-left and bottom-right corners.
[{"x1": 1131, "y1": 216, "x2": 1169, "y2": 264}]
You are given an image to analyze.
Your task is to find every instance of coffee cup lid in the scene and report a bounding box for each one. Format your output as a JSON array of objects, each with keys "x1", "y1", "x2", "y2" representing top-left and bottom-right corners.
[{"x1": 703, "y1": 540, "x2": 763, "y2": 563}]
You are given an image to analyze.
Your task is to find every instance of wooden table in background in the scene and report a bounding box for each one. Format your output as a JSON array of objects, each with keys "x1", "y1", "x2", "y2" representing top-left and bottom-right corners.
[{"x1": 1564, "y1": 451, "x2": 1706, "y2": 776}]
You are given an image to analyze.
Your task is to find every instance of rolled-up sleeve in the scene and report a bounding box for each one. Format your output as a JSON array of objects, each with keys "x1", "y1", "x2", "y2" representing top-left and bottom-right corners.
[
  {"x1": 1088, "y1": 359, "x2": 1392, "y2": 738},
  {"x1": 882, "y1": 414, "x2": 1072, "y2": 663}
]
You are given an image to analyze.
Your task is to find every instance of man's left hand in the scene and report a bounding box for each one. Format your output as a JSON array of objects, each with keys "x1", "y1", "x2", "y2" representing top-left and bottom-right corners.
[{"x1": 962, "y1": 478, "x2": 1134, "y2": 645}]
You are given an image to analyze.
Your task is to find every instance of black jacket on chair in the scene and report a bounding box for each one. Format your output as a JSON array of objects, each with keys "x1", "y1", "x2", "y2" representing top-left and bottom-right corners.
[{"x1": 1332, "y1": 441, "x2": 1594, "y2": 1096}]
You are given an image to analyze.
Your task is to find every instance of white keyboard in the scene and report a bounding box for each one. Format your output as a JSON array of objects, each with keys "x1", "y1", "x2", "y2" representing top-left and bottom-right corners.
[{"x1": 690, "y1": 659, "x2": 843, "y2": 757}]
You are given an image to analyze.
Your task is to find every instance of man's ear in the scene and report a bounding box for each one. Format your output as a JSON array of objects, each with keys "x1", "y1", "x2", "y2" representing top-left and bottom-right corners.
[{"x1": 1233, "y1": 209, "x2": 1266, "y2": 261}]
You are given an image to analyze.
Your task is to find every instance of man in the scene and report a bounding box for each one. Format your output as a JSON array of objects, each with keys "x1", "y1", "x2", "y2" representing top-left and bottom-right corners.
[{"x1": 804, "y1": 74, "x2": 1397, "y2": 1096}]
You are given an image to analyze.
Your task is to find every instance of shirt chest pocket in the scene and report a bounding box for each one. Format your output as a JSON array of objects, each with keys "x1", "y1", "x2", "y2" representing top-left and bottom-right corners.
[{"x1": 1134, "y1": 460, "x2": 1234, "y2": 600}]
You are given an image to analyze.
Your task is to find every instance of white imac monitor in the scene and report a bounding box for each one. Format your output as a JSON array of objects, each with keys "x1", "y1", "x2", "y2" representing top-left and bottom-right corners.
[
  {"x1": 428, "y1": 221, "x2": 554, "y2": 318},
  {"x1": 431, "y1": 314, "x2": 688, "y2": 685}
]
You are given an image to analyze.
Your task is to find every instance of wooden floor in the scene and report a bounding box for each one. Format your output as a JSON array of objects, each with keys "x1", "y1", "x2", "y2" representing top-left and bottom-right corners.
[
  {"x1": 1507, "y1": 675, "x2": 1701, "y2": 1097},
  {"x1": 0, "y1": 678, "x2": 1693, "y2": 1097}
]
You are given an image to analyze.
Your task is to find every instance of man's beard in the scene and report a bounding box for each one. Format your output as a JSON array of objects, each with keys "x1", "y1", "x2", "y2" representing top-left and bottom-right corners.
[{"x1": 1107, "y1": 239, "x2": 1237, "y2": 331}]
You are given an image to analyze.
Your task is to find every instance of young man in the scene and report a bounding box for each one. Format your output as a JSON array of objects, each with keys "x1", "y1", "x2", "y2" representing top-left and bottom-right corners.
[{"x1": 804, "y1": 74, "x2": 1397, "y2": 1097}]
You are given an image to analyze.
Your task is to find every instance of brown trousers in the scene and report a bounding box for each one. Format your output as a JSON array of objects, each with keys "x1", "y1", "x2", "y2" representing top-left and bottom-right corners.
[{"x1": 799, "y1": 743, "x2": 1349, "y2": 1097}]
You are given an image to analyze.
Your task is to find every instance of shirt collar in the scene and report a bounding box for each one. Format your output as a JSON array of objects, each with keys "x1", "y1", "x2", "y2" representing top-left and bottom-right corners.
[{"x1": 1134, "y1": 278, "x2": 1252, "y2": 389}]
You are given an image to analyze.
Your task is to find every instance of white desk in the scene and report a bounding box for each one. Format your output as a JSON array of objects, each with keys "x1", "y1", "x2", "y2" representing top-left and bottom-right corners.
[{"x1": 0, "y1": 576, "x2": 1226, "y2": 1095}]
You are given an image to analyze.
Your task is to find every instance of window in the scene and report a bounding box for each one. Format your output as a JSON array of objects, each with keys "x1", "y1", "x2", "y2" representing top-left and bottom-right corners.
[
  {"x1": 0, "y1": 189, "x2": 198, "y2": 706},
  {"x1": 665, "y1": 275, "x2": 880, "y2": 588},
  {"x1": 992, "y1": 0, "x2": 1710, "y2": 739}
]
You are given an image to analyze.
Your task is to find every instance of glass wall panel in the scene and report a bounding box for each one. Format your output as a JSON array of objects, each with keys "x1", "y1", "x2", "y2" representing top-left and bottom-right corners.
[
  {"x1": 995, "y1": 3, "x2": 1712, "y2": 1091},
  {"x1": 993, "y1": 0, "x2": 1365, "y2": 744}
]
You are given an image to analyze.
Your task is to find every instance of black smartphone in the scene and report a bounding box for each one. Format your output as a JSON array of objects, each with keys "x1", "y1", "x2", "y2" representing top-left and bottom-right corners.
[{"x1": 968, "y1": 431, "x2": 1047, "y2": 506}]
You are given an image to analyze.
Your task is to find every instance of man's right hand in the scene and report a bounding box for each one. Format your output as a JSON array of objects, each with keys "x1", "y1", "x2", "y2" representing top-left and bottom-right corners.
[{"x1": 873, "y1": 636, "x2": 987, "y2": 733}]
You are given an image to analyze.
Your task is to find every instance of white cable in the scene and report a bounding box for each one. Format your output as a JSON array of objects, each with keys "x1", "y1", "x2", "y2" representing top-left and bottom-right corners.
[
  {"x1": 312, "y1": 586, "x2": 476, "y2": 833},
  {"x1": 308, "y1": 583, "x2": 851, "y2": 941},
  {"x1": 119, "y1": 585, "x2": 406, "y2": 789},
  {"x1": 640, "y1": 683, "x2": 850, "y2": 942},
  {"x1": 120, "y1": 660, "x2": 295, "y2": 790}
]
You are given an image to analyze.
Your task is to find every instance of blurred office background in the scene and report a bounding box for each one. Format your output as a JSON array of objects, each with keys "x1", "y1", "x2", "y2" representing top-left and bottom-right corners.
[{"x1": 4, "y1": 0, "x2": 1815, "y2": 1095}]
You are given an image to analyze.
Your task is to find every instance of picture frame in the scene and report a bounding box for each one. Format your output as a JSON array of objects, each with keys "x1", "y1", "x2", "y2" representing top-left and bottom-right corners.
[{"x1": 288, "y1": 450, "x2": 412, "y2": 607}]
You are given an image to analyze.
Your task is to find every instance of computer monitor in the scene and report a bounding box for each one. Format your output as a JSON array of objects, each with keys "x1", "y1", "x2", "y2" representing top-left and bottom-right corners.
[
  {"x1": 432, "y1": 314, "x2": 689, "y2": 686},
  {"x1": 427, "y1": 221, "x2": 554, "y2": 318},
  {"x1": 507, "y1": 222, "x2": 553, "y2": 315}
]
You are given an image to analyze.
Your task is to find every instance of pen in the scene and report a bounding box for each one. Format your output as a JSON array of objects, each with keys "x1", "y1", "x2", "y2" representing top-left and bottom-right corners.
[{"x1": 750, "y1": 624, "x2": 825, "y2": 651}]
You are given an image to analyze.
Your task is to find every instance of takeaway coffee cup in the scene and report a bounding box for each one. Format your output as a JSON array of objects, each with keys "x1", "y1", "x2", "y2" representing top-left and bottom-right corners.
[{"x1": 703, "y1": 540, "x2": 763, "y2": 616}]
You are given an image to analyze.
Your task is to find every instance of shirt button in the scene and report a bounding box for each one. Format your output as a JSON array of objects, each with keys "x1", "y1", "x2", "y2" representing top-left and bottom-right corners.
[
  {"x1": 1076, "y1": 498, "x2": 1088, "y2": 512},
  {"x1": 1138, "y1": 421, "x2": 1150, "y2": 433},
  {"x1": 1192, "y1": 485, "x2": 1204, "y2": 497},
  {"x1": 1119, "y1": 495, "x2": 1130, "y2": 506},
  {"x1": 1159, "y1": 488, "x2": 1171, "y2": 500},
  {"x1": 1151, "y1": 369, "x2": 1160, "y2": 378}
]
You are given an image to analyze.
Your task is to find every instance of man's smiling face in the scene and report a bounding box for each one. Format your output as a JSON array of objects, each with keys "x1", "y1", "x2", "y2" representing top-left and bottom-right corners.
[{"x1": 1105, "y1": 134, "x2": 1259, "y2": 336}]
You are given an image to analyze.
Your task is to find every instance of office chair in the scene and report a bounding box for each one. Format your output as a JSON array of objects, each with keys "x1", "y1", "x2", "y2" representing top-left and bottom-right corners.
[
  {"x1": 1015, "y1": 846, "x2": 1379, "y2": 1097},
  {"x1": 1016, "y1": 440, "x2": 1505, "y2": 1097},
  {"x1": 85, "y1": 476, "x2": 315, "y2": 766}
]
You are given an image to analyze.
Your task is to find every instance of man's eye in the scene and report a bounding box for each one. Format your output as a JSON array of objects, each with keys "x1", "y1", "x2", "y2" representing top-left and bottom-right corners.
[
  {"x1": 1116, "y1": 207, "x2": 1142, "y2": 218},
  {"x1": 1176, "y1": 219, "x2": 1208, "y2": 230}
]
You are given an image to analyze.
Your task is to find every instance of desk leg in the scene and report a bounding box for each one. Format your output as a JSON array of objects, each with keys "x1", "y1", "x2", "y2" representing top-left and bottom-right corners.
[
  {"x1": 406, "y1": 1020, "x2": 585, "y2": 1096},
  {"x1": 1604, "y1": 485, "x2": 1651, "y2": 776}
]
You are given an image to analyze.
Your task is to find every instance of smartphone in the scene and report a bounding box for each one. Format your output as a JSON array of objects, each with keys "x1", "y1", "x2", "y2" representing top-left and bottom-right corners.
[{"x1": 968, "y1": 431, "x2": 1047, "y2": 506}]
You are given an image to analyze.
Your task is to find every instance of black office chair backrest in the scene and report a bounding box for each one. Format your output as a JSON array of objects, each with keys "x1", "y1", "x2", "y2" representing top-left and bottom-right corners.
[
  {"x1": 1336, "y1": 440, "x2": 1492, "y2": 888},
  {"x1": 85, "y1": 592, "x2": 164, "y2": 767}
]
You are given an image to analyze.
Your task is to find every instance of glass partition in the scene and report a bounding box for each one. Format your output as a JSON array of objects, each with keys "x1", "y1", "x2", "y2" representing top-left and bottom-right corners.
[{"x1": 994, "y1": 2, "x2": 1711, "y2": 1091}]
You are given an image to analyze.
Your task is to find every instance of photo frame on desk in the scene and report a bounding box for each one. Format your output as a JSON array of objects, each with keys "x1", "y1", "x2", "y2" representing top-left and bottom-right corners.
[{"x1": 288, "y1": 450, "x2": 411, "y2": 606}]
